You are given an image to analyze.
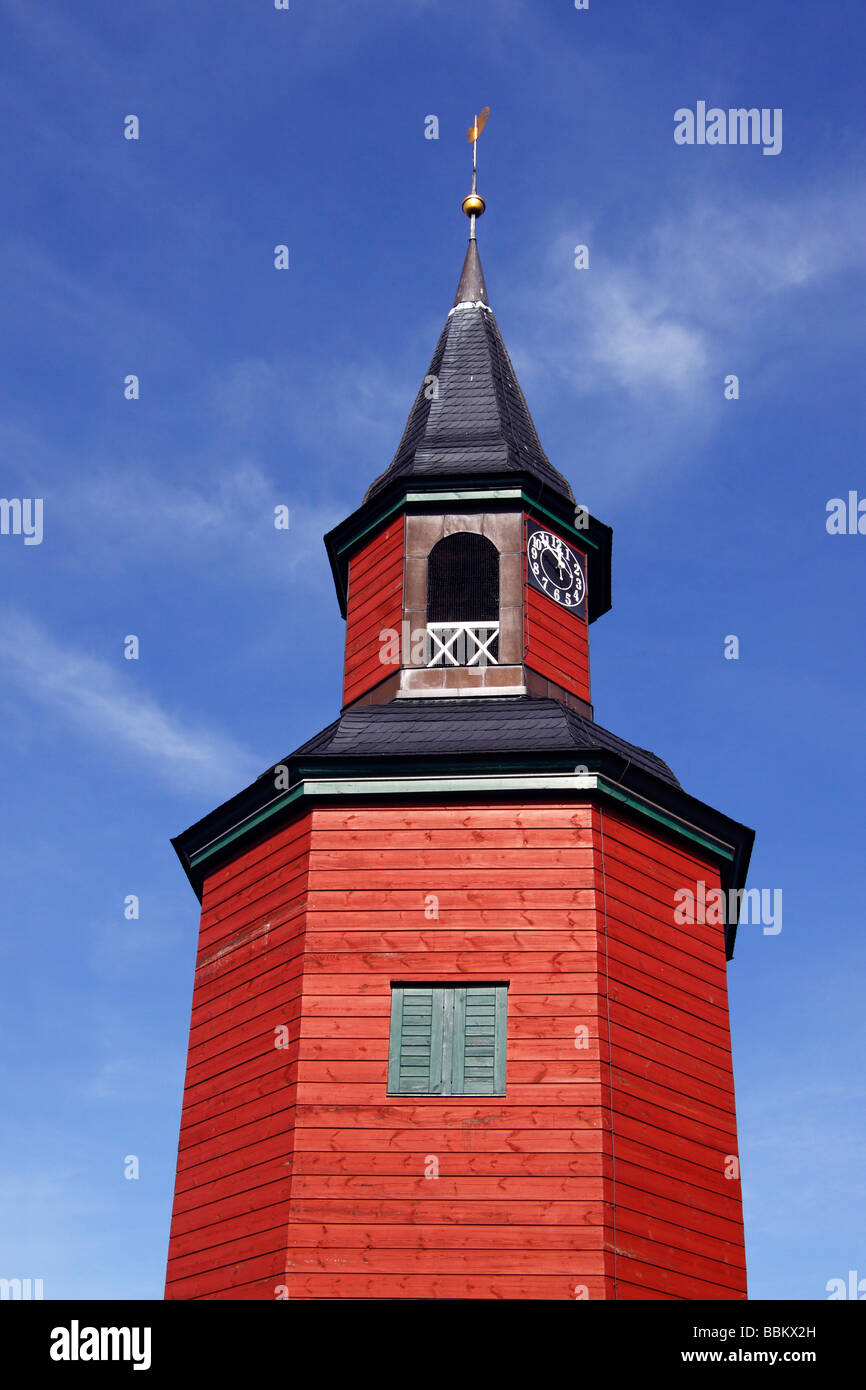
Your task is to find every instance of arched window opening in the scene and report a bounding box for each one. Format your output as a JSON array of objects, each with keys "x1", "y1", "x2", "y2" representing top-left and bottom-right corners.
[{"x1": 426, "y1": 532, "x2": 500, "y2": 667}]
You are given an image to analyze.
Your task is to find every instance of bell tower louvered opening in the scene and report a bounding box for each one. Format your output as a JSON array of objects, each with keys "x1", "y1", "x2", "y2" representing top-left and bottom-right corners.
[{"x1": 426, "y1": 532, "x2": 500, "y2": 666}]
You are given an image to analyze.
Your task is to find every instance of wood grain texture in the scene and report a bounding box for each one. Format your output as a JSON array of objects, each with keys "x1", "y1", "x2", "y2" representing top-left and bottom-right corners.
[
  {"x1": 164, "y1": 812, "x2": 314, "y2": 1300},
  {"x1": 165, "y1": 797, "x2": 746, "y2": 1300},
  {"x1": 342, "y1": 515, "x2": 404, "y2": 705},
  {"x1": 595, "y1": 804, "x2": 747, "y2": 1300},
  {"x1": 278, "y1": 802, "x2": 611, "y2": 1297}
]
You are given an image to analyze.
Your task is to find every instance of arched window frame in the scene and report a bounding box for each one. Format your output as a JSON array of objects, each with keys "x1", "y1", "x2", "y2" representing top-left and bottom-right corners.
[{"x1": 425, "y1": 532, "x2": 500, "y2": 667}]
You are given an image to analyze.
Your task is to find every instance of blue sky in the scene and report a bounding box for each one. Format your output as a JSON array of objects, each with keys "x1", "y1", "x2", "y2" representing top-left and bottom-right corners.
[{"x1": 0, "y1": 0, "x2": 863, "y2": 1300}]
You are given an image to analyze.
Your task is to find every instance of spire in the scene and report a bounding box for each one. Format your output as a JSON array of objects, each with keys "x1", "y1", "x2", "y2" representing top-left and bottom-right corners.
[
  {"x1": 362, "y1": 109, "x2": 574, "y2": 507},
  {"x1": 453, "y1": 238, "x2": 488, "y2": 307},
  {"x1": 454, "y1": 108, "x2": 489, "y2": 306},
  {"x1": 363, "y1": 276, "x2": 573, "y2": 505}
]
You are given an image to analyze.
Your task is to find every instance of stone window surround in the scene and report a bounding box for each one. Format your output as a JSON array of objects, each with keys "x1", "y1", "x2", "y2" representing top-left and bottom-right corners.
[{"x1": 398, "y1": 511, "x2": 525, "y2": 698}]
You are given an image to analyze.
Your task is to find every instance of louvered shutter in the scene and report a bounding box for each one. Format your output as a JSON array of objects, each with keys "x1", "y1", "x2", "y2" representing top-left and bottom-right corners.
[
  {"x1": 388, "y1": 984, "x2": 507, "y2": 1096},
  {"x1": 387, "y1": 985, "x2": 445, "y2": 1095},
  {"x1": 450, "y1": 985, "x2": 507, "y2": 1095}
]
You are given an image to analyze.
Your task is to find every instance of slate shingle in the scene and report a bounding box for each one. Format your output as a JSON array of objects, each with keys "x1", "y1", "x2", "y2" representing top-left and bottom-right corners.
[
  {"x1": 290, "y1": 696, "x2": 679, "y2": 787},
  {"x1": 363, "y1": 249, "x2": 574, "y2": 506}
]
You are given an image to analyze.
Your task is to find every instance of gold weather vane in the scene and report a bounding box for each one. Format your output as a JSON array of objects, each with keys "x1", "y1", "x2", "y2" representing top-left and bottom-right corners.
[{"x1": 462, "y1": 106, "x2": 490, "y2": 240}]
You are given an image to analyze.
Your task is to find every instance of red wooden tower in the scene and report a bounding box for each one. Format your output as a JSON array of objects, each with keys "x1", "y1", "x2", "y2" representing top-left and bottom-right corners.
[{"x1": 165, "y1": 178, "x2": 754, "y2": 1300}]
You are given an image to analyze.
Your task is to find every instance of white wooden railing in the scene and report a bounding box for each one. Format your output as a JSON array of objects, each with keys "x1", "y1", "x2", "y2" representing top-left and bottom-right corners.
[{"x1": 426, "y1": 621, "x2": 500, "y2": 668}]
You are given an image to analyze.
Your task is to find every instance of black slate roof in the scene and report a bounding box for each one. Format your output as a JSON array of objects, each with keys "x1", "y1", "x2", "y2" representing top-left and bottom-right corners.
[
  {"x1": 363, "y1": 241, "x2": 574, "y2": 507},
  {"x1": 173, "y1": 695, "x2": 754, "y2": 959},
  {"x1": 290, "y1": 697, "x2": 679, "y2": 787}
]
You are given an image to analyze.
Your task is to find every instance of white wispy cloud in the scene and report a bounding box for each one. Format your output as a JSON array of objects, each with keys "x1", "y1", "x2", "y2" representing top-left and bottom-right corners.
[
  {"x1": 505, "y1": 180, "x2": 866, "y2": 497},
  {"x1": 0, "y1": 608, "x2": 262, "y2": 795},
  {"x1": 580, "y1": 264, "x2": 709, "y2": 395},
  {"x1": 56, "y1": 459, "x2": 342, "y2": 584},
  {"x1": 537, "y1": 182, "x2": 866, "y2": 396}
]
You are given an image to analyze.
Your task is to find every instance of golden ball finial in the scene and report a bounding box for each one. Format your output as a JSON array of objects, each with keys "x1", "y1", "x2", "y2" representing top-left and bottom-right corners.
[{"x1": 462, "y1": 191, "x2": 486, "y2": 219}]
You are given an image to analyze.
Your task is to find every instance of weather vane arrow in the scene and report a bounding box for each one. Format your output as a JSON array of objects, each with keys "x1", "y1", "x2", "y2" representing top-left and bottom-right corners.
[{"x1": 462, "y1": 106, "x2": 490, "y2": 240}]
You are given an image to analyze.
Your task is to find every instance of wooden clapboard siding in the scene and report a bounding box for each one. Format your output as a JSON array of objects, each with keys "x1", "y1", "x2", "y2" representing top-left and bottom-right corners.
[
  {"x1": 164, "y1": 812, "x2": 314, "y2": 1301},
  {"x1": 524, "y1": 514, "x2": 590, "y2": 703},
  {"x1": 342, "y1": 515, "x2": 404, "y2": 705},
  {"x1": 282, "y1": 799, "x2": 612, "y2": 1301},
  {"x1": 166, "y1": 796, "x2": 746, "y2": 1300},
  {"x1": 594, "y1": 804, "x2": 748, "y2": 1300}
]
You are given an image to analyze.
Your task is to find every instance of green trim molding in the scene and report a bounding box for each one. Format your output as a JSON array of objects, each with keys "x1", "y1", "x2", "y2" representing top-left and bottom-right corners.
[
  {"x1": 188, "y1": 769, "x2": 735, "y2": 872},
  {"x1": 337, "y1": 488, "x2": 600, "y2": 558}
]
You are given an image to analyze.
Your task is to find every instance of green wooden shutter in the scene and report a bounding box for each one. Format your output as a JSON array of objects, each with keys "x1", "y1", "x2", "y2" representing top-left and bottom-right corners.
[
  {"x1": 451, "y1": 985, "x2": 507, "y2": 1096},
  {"x1": 389, "y1": 984, "x2": 507, "y2": 1096},
  {"x1": 388, "y1": 985, "x2": 446, "y2": 1094}
]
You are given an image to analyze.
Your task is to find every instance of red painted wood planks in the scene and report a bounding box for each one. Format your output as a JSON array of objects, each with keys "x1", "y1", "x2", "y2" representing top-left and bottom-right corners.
[
  {"x1": 166, "y1": 797, "x2": 746, "y2": 1300},
  {"x1": 342, "y1": 516, "x2": 404, "y2": 704}
]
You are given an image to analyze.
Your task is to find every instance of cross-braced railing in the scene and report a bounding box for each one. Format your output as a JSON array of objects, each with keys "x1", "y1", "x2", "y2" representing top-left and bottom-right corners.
[{"x1": 426, "y1": 621, "x2": 500, "y2": 668}]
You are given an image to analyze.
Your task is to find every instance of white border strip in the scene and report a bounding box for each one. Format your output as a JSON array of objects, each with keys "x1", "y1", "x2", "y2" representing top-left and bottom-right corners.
[
  {"x1": 299, "y1": 772, "x2": 599, "y2": 797},
  {"x1": 395, "y1": 686, "x2": 527, "y2": 699}
]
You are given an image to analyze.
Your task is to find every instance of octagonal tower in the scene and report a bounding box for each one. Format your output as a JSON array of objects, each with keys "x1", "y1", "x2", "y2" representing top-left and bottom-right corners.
[{"x1": 164, "y1": 199, "x2": 753, "y2": 1301}]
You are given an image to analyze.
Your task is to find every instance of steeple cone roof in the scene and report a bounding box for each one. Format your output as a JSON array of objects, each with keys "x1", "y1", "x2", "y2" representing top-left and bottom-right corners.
[
  {"x1": 452, "y1": 238, "x2": 488, "y2": 307},
  {"x1": 363, "y1": 239, "x2": 574, "y2": 506}
]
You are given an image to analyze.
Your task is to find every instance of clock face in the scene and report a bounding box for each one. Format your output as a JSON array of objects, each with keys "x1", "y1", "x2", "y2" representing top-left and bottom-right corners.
[{"x1": 526, "y1": 526, "x2": 586, "y2": 614}]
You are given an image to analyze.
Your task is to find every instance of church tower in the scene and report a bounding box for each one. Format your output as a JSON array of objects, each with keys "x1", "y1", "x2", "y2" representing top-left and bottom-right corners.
[{"x1": 164, "y1": 145, "x2": 754, "y2": 1300}]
